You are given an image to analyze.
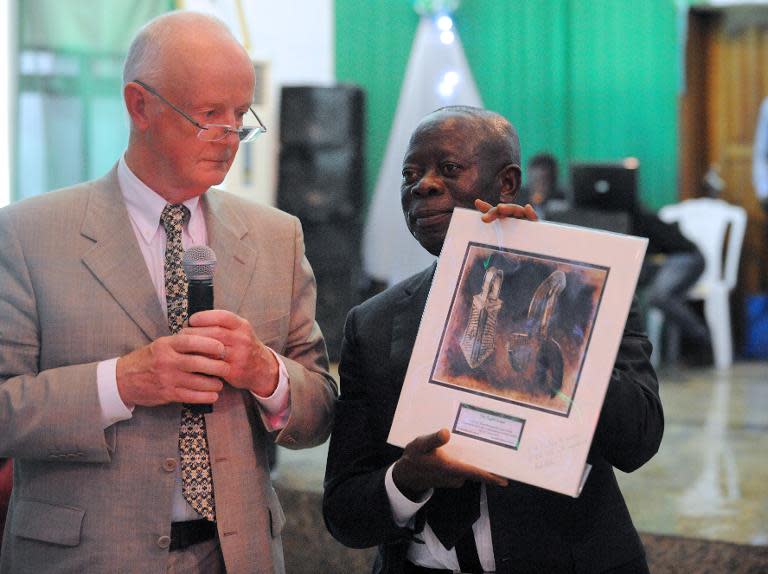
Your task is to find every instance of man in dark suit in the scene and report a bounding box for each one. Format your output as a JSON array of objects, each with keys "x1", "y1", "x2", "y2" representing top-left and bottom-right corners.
[{"x1": 323, "y1": 106, "x2": 663, "y2": 573}]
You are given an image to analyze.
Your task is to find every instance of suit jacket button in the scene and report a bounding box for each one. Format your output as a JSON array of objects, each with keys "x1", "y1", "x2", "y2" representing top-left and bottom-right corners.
[
  {"x1": 157, "y1": 535, "x2": 171, "y2": 549},
  {"x1": 163, "y1": 458, "x2": 177, "y2": 472}
]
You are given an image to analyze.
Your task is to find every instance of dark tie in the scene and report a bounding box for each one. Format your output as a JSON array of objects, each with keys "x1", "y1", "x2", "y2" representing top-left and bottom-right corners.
[
  {"x1": 426, "y1": 481, "x2": 483, "y2": 573},
  {"x1": 161, "y1": 204, "x2": 216, "y2": 522}
]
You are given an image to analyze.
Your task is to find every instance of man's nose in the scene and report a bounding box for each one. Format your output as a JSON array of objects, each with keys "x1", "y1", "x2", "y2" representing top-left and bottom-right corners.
[
  {"x1": 213, "y1": 126, "x2": 240, "y2": 146},
  {"x1": 215, "y1": 111, "x2": 242, "y2": 143},
  {"x1": 412, "y1": 171, "x2": 443, "y2": 196}
]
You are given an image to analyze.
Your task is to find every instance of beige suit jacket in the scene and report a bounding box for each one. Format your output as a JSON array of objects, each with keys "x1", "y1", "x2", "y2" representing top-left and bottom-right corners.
[{"x1": 0, "y1": 168, "x2": 336, "y2": 573}]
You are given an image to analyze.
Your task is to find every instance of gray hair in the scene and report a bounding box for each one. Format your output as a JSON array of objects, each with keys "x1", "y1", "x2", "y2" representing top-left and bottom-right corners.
[
  {"x1": 122, "y1": 11, "x2": 235, "y2": 86},
  {"x1": 429, "y1": 105, "x2": 521, "y2": 166}
]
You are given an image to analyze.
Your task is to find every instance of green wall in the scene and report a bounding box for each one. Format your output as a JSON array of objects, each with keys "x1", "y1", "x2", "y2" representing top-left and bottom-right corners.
[{"x1": 335, "y1": 0, "x2": 681, "y2": 209}]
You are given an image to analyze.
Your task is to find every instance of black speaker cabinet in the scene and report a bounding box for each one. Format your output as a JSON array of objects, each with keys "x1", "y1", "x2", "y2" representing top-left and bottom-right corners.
[
  {"x1": 277, "y1": 85, "x2": 366, "y2": 362},
  {"x1": 302, "y1": 223, "x2": 362, "y2": 362},
  {"x1": 280, "y1": 85, "x2": 364, "y2": 147},
  {"x1": 277, "y1": 146, "x2": 363, "y2": 223}
]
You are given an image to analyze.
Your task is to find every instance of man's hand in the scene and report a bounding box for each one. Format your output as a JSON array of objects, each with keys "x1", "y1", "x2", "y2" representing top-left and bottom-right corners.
[
  {"x1": 475, "y1": 198, "x2": 538, "y2": 223},
  {"x1": 182, "y1": 309, "x2": 280, "y2": 397},
  {"x1": 116, "y1": 334, "x2": 227, "y2": 409},
  {"x1": 392, "y1": 429, "x2": 508, "y2": 502}
]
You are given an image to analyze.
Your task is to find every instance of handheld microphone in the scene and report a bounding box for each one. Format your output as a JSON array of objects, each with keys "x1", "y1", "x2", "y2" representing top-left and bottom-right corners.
[{"x1": 183, "y1": 245, "x2": 217, "y2": 414}]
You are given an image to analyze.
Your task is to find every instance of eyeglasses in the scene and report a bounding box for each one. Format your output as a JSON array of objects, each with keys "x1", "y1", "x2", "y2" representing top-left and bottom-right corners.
[{"x1": 133, "y1": 79, "x2": 267, "y2": 143}]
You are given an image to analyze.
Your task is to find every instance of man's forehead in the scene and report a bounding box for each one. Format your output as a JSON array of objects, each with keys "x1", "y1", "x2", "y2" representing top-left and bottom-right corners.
[
  {"x1": 412, "y1": 115, "x2": 482, "y2": 144},
  {"x1": 405, "y1": 135, "x2": 480, "y2": 161}
]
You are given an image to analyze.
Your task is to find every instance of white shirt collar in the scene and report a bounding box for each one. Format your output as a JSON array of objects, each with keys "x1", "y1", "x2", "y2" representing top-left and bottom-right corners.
[{"x1": 117, "y1": 156, "x2": 204, "y2": 245}]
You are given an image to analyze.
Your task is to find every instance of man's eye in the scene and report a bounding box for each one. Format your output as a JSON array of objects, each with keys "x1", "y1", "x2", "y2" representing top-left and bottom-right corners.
[
  {"x1": 402, "y1": 169, "x2": 418, "y2": 184},
  {"x1": 442, "y1": 163, "x2": 460, "y2": 176}
]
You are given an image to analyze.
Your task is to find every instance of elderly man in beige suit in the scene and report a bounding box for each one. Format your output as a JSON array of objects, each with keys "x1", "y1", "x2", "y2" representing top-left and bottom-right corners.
[{"x1": 0, "y1": 11, "x2": 336, "y2": 574}]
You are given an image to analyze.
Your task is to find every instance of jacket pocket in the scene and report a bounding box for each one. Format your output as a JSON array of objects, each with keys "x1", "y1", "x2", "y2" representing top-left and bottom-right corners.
[
  {"x1": 12, "y1": 498, "x2": 84, "y2": 546},
  {"x1": 267, "y1": 487, "x2": 286, "y2": 538}
]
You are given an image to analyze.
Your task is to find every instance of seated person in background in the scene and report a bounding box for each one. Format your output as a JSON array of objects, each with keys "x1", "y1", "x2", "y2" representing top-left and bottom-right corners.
[
  {"x1": 516, "y1": 152, "x2": 568, "y2": 216},
  {"x1": 632, "y1": 207, "x2": 711, "y2": 364},
  {"x1": 323, "y1": 106, "x2": 663, "y2": 574},
  {"x1": 518, "y1": 151, "x2": 707, "y2": 364}
]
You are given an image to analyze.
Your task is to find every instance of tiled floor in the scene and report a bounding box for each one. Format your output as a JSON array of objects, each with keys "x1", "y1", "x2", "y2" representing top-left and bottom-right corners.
[
  {"x1": 617, "y1": 361, "x2": 768, "y2": 546},
  {"x1": 275, "y1": 360, "x2": 768, "y2": 547}
]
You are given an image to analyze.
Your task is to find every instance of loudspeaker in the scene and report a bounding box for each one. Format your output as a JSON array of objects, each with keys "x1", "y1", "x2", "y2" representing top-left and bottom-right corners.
[
  {"x1": 277, "y1": 85, "x2": 366, "y2": 362},
  {"x1": 280, "y1": 85, "x2": 364, "y2": 147},
  {"x1": 302, "y1": 223, "x2": 363, "y2": 362},
  {"x1": 277, "y1": 146, "x2": 363, "y2": 223}
]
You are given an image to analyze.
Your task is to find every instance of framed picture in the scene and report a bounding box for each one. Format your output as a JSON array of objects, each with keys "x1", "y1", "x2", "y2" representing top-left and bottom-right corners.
[{"x1": 387, "y1": 208, "x2": 647, "y2": 497}]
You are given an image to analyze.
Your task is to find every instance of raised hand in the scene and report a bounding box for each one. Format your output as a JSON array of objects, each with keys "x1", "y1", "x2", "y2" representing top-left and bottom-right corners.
[{"x1": 475, "y1": 198, "x2": 538, "y2": 223}]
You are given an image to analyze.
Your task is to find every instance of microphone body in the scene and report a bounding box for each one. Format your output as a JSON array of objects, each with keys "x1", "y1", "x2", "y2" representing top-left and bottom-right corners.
[
  {"x1": 188, "y1": 278, "x2": 214, "y2": 317},
  {"x1": 183, "y1": 246, "x2": 217, "y2": 415}
]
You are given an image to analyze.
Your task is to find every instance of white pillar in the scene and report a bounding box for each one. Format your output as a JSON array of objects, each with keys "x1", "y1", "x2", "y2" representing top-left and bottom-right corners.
[{"x1": 362, "y1": 14, "x2": 483, "y2": 286}]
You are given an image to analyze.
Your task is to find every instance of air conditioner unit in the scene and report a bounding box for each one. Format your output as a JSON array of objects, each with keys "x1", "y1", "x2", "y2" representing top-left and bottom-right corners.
[{"x1": 223, "y1": 59, "x2": 276, "y2": 206}]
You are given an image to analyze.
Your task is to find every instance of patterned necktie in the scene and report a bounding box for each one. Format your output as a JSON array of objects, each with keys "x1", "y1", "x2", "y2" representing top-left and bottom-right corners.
[{"x1": 161, "y1": 204, "x2": 216, "y2": 522}]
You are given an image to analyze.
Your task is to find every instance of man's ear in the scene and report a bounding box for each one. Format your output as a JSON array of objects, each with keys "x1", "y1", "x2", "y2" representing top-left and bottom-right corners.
[
  {"x1": 124, "y1": 82, "x2": 152, "y2": 131},
  {"x1": 499, "y1": 164, "x2": 522, "y2": 204}
]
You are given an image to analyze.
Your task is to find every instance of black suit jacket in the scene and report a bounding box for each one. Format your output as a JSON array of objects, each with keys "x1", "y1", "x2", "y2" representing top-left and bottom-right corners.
[{"x1": 323, "y1": 264, "x2": 664, "y2": 573}]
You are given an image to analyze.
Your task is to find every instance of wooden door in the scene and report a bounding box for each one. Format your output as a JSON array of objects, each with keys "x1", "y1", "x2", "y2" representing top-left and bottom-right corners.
[{"x1": 682, "y1": 8, "x2": 768, "y2": 299}]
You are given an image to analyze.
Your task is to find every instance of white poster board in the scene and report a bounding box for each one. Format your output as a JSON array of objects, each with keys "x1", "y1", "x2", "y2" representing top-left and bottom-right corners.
[{"x1": 388, "y1": 208, "x2": 648, "y2": 497}]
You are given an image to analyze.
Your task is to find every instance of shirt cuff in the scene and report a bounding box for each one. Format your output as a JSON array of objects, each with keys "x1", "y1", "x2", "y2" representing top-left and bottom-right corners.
[
  {"x1": 97, "y1": 358, "x2": 133, "y2": 429},
  {"x1": 251, "y1": 348, "x2": 291, "y2": 431},
  {"x1": 385, "y1": 463, "x2": 433, "y2": 527}
]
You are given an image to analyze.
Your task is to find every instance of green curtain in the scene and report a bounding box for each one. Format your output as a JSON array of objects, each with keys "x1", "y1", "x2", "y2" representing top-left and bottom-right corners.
[
  {"x1": 15, "y1": 0, "x2": 173, "y2": 201},
  {"x1": 336, "y1": 0, "x2": 681, "y2": 210}
]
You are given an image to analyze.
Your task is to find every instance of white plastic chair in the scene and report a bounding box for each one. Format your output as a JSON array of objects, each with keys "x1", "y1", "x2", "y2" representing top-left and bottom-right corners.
[{"x1": 646, "y1": 198, "x2": 747, "y2": 369}]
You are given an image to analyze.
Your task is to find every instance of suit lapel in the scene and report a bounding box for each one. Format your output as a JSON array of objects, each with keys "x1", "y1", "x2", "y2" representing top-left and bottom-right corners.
[
  {"x1": 202, "y1": 191, "x2": 257, "y2": 315},
  {"x1": 80, "y1": 168, "x2": 168, "y2": 342},
  {"x1": 389, "y1": 264, "x2": 437, "y2": 382}
]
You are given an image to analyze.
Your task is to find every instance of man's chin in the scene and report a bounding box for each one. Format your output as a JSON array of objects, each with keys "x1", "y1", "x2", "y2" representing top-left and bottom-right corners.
[
  {"x1": 200, "y1": 166, "x2": 230, "y2": 187},
  {"x1": 413, "y1": 233, "x2": 444, "y2": 257}
]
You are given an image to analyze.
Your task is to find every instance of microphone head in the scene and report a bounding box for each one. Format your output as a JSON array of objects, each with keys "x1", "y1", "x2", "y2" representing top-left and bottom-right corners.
[{"x1": 183, "y1": 245, "x2": 217, "y2": 281}]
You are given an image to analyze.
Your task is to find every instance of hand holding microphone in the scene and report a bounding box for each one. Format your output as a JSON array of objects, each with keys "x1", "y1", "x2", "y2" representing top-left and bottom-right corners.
[
  {"x1": 114, "y1": 245, "x2": 224, "y2": 410},
  {"x1": 116, "y1": 244, "x2": 278, "y2": 409},
  {"x1": 182, "y1": 246, "x2": 281, "y2": 399}
]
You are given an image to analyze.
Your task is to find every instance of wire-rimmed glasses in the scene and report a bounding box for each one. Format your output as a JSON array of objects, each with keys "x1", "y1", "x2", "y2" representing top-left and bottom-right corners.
[{"x1": 133, "y1": 79, "x2": 267, "y2": 143}]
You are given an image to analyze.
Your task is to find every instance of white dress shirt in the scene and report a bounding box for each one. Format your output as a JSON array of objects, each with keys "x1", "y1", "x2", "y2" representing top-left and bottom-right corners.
[
  {"x1": 96, "y1": 156, "x2": 291, "y2": 521},
  {"x1": 385, "y1": 465, "x2": 495, "y2": 572}
]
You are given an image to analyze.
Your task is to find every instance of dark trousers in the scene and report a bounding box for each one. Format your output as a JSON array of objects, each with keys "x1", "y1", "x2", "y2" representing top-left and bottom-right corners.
[{"x1": 643, "y1": 251, "x2": 709, "y2": 342}]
